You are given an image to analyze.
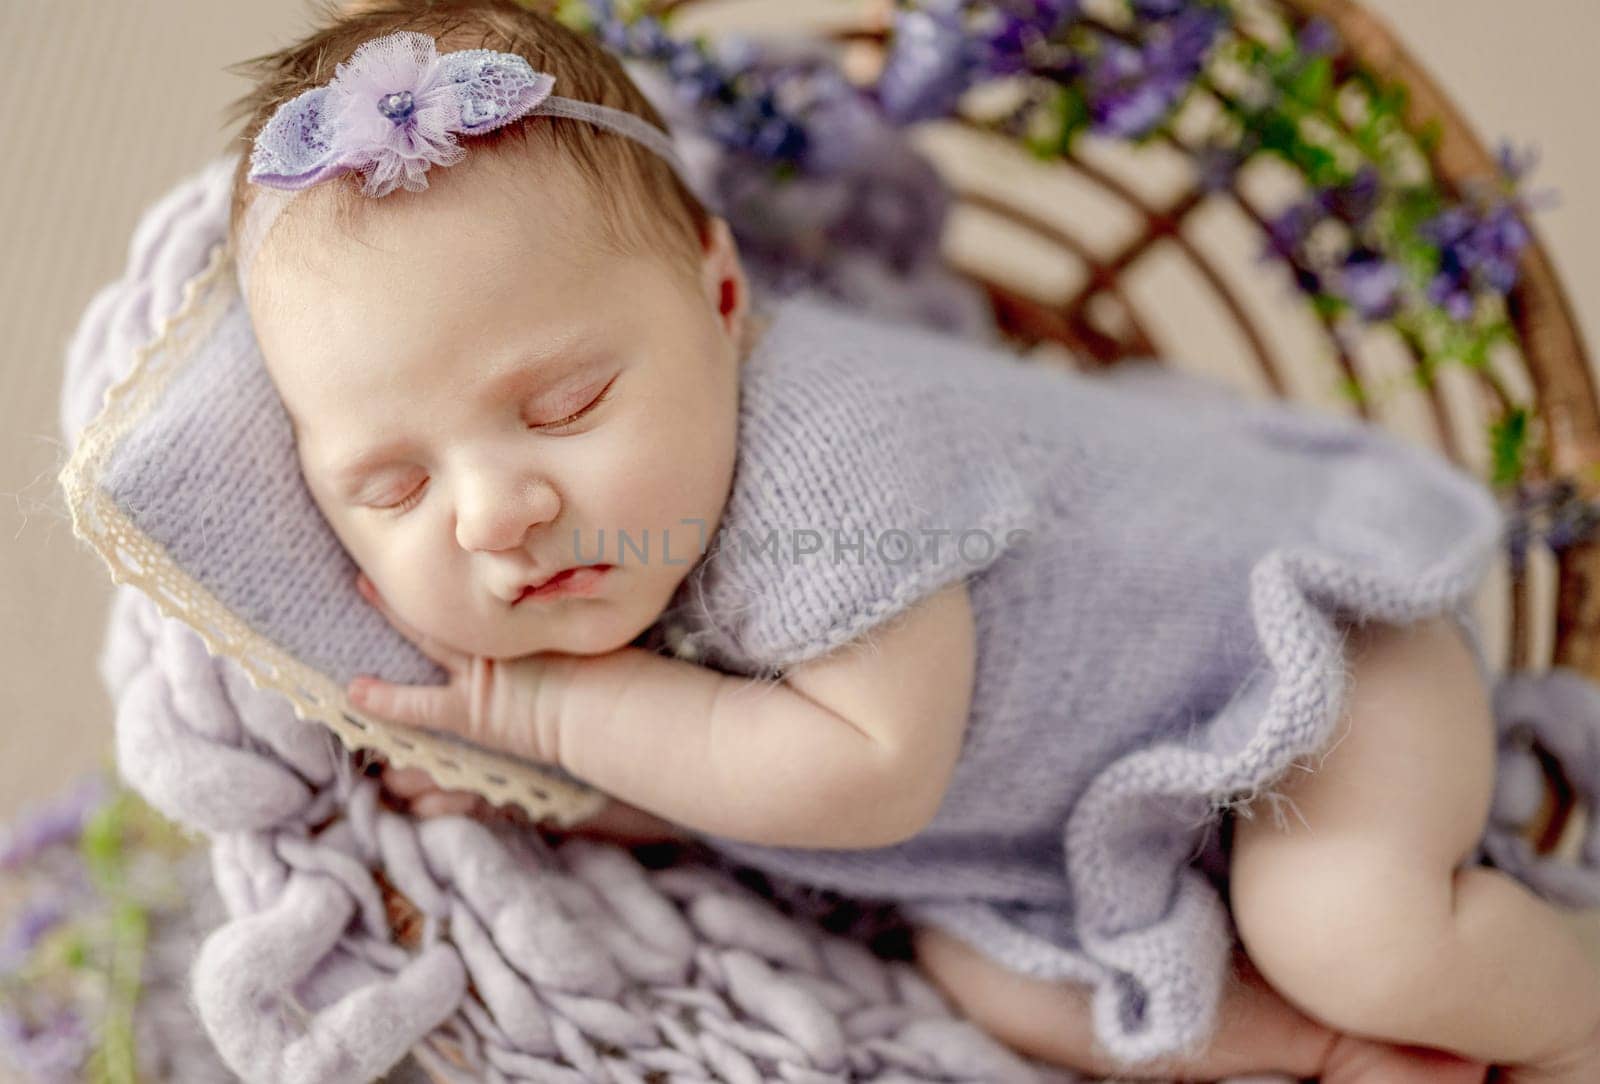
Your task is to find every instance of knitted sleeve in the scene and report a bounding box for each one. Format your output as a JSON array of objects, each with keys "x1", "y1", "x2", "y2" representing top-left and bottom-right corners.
[{"x1": 666, "y1": 297, "x2": 1045, "y2": 678}]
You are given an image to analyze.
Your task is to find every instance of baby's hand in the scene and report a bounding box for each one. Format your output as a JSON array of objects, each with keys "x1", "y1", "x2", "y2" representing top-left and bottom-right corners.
[
  {"x1": 378, "y1": 763, "x2": 493, "y2": 820},
  {"x1": 346, "y1": 572, "x2": 569, "y2": 762}
]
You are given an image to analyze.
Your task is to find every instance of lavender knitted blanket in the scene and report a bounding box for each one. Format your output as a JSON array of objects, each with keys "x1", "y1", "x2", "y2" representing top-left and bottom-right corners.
[{"x1": 60, "y1": 158, "x2": 1600, "y2": 1083}]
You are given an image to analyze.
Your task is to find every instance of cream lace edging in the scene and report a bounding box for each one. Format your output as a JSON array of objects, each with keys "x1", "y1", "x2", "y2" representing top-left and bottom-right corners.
[{"x1": 58, "y1": 242, "x2": 605, "y2": 827}]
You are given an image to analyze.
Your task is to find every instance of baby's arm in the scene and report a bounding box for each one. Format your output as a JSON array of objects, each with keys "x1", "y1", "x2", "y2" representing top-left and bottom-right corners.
[{"x1": 549, "y1": 580, "x2": 977, "y2": 848}]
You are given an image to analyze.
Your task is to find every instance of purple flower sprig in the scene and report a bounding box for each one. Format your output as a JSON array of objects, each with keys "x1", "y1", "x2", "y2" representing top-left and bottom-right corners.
[
  {"x1": 0, "y1": 1003, "x2": 91, "y2": 1083},
  {"x1": 1085, "y1": 4, "x2": 1229, "y2": 139},
  {"x1": 877, "y1": 0, "x2": 1082, "y2": 124},
  {"x1": 566, "y1": 0, "x2": 811, "y2": 164},
  {"x1": 1503, "y1": 476, "x2": 1600, "y2": 575},
  {"x1": 1255, "y1": 140, "x2": 1549, "y2": 341},
  {"x1": 1418, "y1": 143, "x2": 1554, "y2": 322},
  {"x1": 1, "y1": 777, "x2": 207, "y2": 1083},
  {"x1": 875, "y1": 0, "x2": 1230, "y2": 141},
  {"x1": 0, "y1": 775, "x2": 108, "y2": 873},
  {"x1": 1258, "y1": 164, "x2": 1405, "y2": 320}
]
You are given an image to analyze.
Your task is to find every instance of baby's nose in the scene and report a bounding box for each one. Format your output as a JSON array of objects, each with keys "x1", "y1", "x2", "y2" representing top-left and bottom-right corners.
[{"x1": 455, "y1": 474, "x2": 559, "y2": 553}]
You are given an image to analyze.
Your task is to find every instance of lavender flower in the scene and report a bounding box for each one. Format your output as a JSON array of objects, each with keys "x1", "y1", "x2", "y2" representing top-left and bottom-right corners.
[
  {"x1": 1421, "y1": 201, "x2": 1529, "y2": 320},
  {"x1": 1131, "y1": 0, "x2": 1188, "y2": 17},
  {"x1": 1334, "y1": 250, "x2": 1403, "y2": 320},
  {"x1": 974, "y1": 0, "x2": 1080, "y2": 76},
  {"x1": 0, "y1": 1006, "x2": 90, "y2": 1082},
  {"x1": 1296, "y1": 16, "x2": 1339, "y2": 58},
  {"x1": 1088, "y1": 42, "x2": 1173, "y2": 137},
  {"x1": 1087, "y1": 5, "x2": 1227, "y2": 138},
  {"x1": 877, "y1": 1, "x2": 1085, "y2": 123},
  {"x1": 1317, "y1": 164, "x2": 1380, "y2": 228},
  {"x1": 878, "y1": 1, "x2": 983, "y2": 123},
  {"x1": 0, "y1": 774, "x2": 107, "y2": 871},
  {"x1": 1504, "y1": 479, "x2": 1600, "y2": 573},
  {"x1": 1414, "y1": 140, "x2": 1546, "y2": 321},
  {"x1": 584, "y1": 0, "x2": 810, "y2": 163},
  {"x1": 1261, "y1": 198, "x2": 1317, "y2": 262},
  {"x1": 0, "y1": 900, "x2": 67, "y2": 974},
  {"x1": 1495, "y1": 139, "x2": 1539, "y2": 185}
]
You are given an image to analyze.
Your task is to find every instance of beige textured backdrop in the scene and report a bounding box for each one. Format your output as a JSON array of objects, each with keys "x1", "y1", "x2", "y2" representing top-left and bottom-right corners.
[{"x1": 2, "y1": 1, "x2": 1595, "y2": 839}]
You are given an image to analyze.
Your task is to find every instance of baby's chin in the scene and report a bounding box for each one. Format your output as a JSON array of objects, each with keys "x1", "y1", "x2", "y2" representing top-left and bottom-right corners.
[{"x1": 442, "y1": 610, "x2": 654, "y2": 661}]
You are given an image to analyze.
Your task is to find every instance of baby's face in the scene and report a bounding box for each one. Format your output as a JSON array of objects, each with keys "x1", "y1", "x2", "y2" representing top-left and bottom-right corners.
[{"x1": 249, "y1": 157, "x2": 745, "y2": 660}]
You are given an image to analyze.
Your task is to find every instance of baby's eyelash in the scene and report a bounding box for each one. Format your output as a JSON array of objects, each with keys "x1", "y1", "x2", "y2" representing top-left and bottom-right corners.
[
  {"x1": 531, "y1": 377, "x2": 616, "y2": 432},
  {"x1": 380, "y1": 480, "x2": 428, "y2": 516},
  {"x1": 372, "y1": 380, "x2": 617, "y2": 518}
]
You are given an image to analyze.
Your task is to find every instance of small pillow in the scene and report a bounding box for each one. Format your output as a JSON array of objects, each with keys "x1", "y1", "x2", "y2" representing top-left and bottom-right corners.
[{"x1": 59, "y1": 239, "x2": 605, "y2": 825}]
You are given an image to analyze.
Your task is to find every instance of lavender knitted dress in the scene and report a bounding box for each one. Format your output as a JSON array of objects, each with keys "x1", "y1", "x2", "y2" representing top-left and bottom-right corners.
[{"x1": 651, "y1": 291, "x2": 1505, "y2": 1063}]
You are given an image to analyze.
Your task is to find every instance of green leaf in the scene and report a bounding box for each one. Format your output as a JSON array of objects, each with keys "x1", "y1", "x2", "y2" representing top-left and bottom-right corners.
[
  {"x1": 1335, "y1": 374, "x2": 1368, "y2": 406},
  {"x1": 1310, "y1": 293, "x2": 1344, "y2": 320},
  {"x1": 1050, "y1": 85, "x2": 1089, "y2": 156},
  {"x1": 80, "y1": 803, "x2": 124, "y2": 891},
  {"x1": 1490, "y1": 406, "x2": 1531, "y2": 486},
  {"x1": 1287, "y1": 57, "x2": 1333, "y2": 105},
  {"x1": 1417, "y1": 118, "x2": 1443, "y2": 154}
]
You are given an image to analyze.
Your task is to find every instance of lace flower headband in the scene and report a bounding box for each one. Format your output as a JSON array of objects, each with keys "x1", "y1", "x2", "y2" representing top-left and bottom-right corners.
[{"x1": 235, "y1": 30, "x2": 691, "y2": 297}]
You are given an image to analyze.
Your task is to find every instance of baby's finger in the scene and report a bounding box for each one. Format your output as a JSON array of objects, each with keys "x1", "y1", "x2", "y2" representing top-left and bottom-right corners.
[
  {"x1": 350, "y1": 677, "x2": 462, "y2": 735},
  {"x1": 414, "y1": 791, "x2": 483, "y2": 819},
  {"x1": 381, "y1": 765, "x2": 439, "y2": 799}
]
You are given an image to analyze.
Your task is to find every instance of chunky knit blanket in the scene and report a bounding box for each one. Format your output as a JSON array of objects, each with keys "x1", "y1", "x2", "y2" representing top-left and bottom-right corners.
[{"x1": 58, "y1": 158, "x2": 1600, "y2": 1084}]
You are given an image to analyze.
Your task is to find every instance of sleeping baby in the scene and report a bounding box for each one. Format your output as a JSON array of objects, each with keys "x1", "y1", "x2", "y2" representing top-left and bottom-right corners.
[{"x1": 232, "y1": 2, "x2": 1600, "y2": 1080}]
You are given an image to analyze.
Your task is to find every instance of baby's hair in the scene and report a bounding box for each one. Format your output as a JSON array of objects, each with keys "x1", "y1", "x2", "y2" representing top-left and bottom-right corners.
[{"x1": 222, "y1": 0, "x2": 712, "y2": 282}]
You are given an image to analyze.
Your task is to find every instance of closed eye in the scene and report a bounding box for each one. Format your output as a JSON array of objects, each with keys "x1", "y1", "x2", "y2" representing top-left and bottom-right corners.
[
  {"x1": 529, "y1": 375, "x2": 617, "y2": 432},
  {"x1": 369, "y1": 377, "x2": 619, "y2": 518}
]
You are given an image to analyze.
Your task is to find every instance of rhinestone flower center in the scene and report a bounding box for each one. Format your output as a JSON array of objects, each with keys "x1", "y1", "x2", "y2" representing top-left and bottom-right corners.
[{"x1": 377, "y1": 90, "x2": 416, "y2": 123}]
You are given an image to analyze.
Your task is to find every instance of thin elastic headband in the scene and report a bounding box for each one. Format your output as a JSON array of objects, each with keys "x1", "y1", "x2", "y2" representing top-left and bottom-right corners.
[{"x1": 235, "y1": 30, "x2": 691, "y2": 298}]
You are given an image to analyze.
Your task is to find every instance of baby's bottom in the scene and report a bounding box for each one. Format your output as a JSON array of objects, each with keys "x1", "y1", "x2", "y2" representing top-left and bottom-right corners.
[{"x1": 1230, "y1": 614, "x2": 1600, "y2": 1080}]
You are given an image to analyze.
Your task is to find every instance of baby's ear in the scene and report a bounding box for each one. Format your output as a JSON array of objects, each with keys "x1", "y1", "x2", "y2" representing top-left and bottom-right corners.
[{"x1": 698, "y1": 217, "x2": 747, "y2": 344}]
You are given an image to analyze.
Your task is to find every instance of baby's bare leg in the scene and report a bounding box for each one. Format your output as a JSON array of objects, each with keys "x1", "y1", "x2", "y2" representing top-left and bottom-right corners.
[
  {"x1": 1230, "y1": 615, "x2": 1600, "y2": 1077},
  {"x1": 913, "y1": 924, "x2": 1328, "y2": 1079},
  {"x1": 912, "y1": 924, "x2": 1485, "y2": 1081}
]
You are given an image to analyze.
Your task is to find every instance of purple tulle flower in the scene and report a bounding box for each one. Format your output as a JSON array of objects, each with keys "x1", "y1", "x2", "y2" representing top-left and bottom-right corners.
[
  {"x1": 321, "y1": 33, "x2": 473, "y2": 197},
  {"x1": 247, "y1": 31, "x2": 560, "y2": 196}
]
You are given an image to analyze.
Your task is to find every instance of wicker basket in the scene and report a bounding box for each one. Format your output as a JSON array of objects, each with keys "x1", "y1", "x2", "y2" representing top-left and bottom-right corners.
[{"x1": 403, "y1": 0, "x2": 1594, "y2": 1077}]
